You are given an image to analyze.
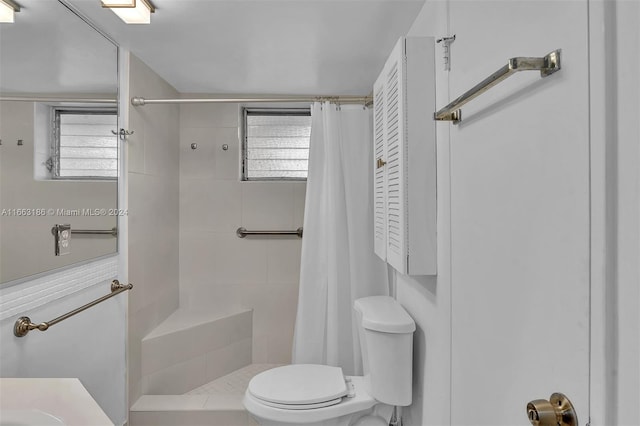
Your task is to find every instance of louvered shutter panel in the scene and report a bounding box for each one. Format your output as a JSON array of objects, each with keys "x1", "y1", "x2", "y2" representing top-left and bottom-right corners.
[
  {"x1": 384, "y1": 42, "x2": 407, "y2": 273},
  {"x1": 371, "y1": 36, "x2": 437, "y2": 276},
  {"x1": 373, "y1": 79, "x2": 387, "y2": 259}
]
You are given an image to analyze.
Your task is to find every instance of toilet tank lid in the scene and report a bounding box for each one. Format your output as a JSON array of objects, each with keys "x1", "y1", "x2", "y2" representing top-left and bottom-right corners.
[{"x1": 354, "y1": 296, "x2": 416, "y2": 334}]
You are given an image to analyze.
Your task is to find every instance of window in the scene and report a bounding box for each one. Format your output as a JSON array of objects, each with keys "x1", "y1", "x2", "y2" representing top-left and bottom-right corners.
[
  {"x1": 49, "y1": 108, "x2": 118, "y2": 179},
  {"x1": 242, "y1": 108, "x2": 311, "y2": 180}
]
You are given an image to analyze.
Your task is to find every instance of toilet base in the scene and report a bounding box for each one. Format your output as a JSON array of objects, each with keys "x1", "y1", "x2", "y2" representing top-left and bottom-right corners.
[{"x1": 248, "y1": 406, "x2": 390, "y2": 426}]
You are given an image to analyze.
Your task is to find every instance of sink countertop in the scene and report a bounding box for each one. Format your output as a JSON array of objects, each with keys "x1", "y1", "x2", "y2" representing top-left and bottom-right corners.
[{"x1": 0, "y1": 378, "x2": 113, "y2": 426}]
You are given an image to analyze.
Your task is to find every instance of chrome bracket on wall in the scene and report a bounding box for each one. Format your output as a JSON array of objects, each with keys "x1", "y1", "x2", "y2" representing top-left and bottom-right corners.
[{"x1": 436, "y1": 35, "x2": 456, "y2": 71}]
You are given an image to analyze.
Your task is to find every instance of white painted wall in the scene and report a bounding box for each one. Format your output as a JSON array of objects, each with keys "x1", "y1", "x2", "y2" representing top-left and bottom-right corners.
[
  {"x1": 126, "y1": 53, "x2": 181, "y2": 406},
  {"x1": 396, "y1": 1, "x2": 639, "y2": 425},
  {"x1": 448, "y1": 1, "x2": 590, "y2": 423},
  {"x1": 0, "y1": 257, "x2": 126, "y2": 425},
  {"x1": 612, "y1": 2, "x2": 640, "y2": 424},
  {"x1": 178, "y1": 102, "x2": 305, "y2": 364}
]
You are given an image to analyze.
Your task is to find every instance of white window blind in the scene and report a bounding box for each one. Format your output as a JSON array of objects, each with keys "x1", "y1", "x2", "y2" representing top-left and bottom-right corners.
[
  {"x1": 243, "y1": 109, "x2": 311, "y2": 180},
  {"x1": 54, "y1": 109, "x2": 118, "y2": 179}
]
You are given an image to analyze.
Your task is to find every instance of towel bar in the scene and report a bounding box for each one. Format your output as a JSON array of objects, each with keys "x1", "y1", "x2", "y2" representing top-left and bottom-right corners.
[
  {"x1": 435, "y1": 49, "x2": 561, "y2": 124},
  {"x1": 13, "y1": 280, "x2": 132, "y2": 337}
]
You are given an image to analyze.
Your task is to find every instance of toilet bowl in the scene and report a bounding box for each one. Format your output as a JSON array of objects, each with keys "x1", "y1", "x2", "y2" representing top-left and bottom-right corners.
[
  {"x1": 243, "y1": 368, "x2": 386, "y2": 426},
  {"x1": 243, "y1": 296, "x2": 416, "y2": 426}
]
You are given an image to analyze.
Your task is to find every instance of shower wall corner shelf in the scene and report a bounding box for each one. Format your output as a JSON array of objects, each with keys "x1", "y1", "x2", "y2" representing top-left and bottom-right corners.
[{"x1": 434, "y1": 49, "x2": 562, "y2": 124}]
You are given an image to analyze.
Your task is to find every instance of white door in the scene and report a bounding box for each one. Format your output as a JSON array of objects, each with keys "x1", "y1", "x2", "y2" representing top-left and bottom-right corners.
[{"x1": 448, "y1": 1, "x2": 590, "y2": 424}]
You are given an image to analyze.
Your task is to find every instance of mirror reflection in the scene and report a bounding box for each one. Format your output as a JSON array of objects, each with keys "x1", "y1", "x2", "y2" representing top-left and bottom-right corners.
[{"x1": 0, "y1": 0, "x2": 119, "y2": 284}]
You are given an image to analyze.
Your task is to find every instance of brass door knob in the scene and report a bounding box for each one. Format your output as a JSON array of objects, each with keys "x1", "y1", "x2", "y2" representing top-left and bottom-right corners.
[
  {"x1": 526, "y1": 393, "x2": 577, "y2": 426},
  {"x1": 376, "y1": 158, "x2": 387, "y2": 169}
]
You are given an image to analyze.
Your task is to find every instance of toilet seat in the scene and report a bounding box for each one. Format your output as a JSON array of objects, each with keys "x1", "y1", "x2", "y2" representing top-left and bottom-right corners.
[
  {"x1": 255, "y1": 397, "x2": 343, "y2": 410},
  {"x1": 244, "y1": 375, "x2": 378, "y2": 425},
  {"x1": 248, "y1": 364, "x2": 349, "y2": 410}
]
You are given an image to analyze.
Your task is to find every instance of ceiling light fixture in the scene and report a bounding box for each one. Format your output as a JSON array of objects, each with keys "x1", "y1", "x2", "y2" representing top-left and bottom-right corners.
[
  {"x1": 101, "y1": 0, "x2": 155, "y2": 25},
  {"x1": 0, "y1": 0, "x2": 20, "y2": 23}
]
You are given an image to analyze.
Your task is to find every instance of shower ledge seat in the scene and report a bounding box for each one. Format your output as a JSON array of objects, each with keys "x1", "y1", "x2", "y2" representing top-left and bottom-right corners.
[
  {"x1": 140, "y1": 307, "x2": 253, "y2": 396},
  {"x1": 133, "y1": 307, "x2": 277, "y2": 425}
]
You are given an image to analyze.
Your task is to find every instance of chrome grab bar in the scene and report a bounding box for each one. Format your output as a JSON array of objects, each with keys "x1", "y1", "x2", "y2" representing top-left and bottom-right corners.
[
  {"x1": 434, "y1": 49, "x2": 561, "y2": 124},
  {"x1": 50, "y1": 226, "x2": 118, "y2": 237},
  {"x1": 71, "y1": 227, "x2": 118, "y2": 237},
  {"x1": 236, "y1": 227, "x2": 303, "y2": 238},
  {"x1": 13, "y1": 280, "x2": 132, "y2": 337}
]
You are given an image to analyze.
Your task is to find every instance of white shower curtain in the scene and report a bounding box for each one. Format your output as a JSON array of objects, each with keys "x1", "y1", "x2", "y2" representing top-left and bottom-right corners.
[{"x1": 291, "y1": 102, "x2": 389, "y2": 376}]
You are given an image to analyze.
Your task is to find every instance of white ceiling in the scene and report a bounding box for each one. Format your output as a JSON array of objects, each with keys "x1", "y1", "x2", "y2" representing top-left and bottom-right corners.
[{"x1": 67, "y1": 0, "x2": 426, "y2": 95}]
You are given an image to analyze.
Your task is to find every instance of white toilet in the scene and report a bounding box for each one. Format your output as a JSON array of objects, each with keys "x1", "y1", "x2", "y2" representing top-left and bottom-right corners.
[{"x1": 243, "y1": 296, "x2": 416, "y2": 426}]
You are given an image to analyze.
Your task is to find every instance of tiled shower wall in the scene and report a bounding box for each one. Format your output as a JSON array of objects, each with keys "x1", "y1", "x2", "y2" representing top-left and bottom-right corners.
[
  {"x1": 127, "y1": 53, "x2": 181, "y2": 405},
  {"x1": 178, "y1": 102, "x2": 305, "y2": 363}
]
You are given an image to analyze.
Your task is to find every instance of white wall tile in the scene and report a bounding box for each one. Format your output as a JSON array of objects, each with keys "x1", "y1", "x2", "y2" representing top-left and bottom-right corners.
[
  {"x1": 241, "y1": 182, "x2": 295, "y2": 229},
  {"x1": 181, "y1": 231, "x2": 268, "y2": 289},
  {"x1": 292, "y1": 181, "x2": 307, "y2": 226},
  {"x1": 141, "y1": 310, "x2": 251, "y2": 375},
  {"x1": 208, "y1": 233, "x2": 268, "y2": 285},
  {"x1": 144, "y1": 110, "x2": 180, "y2": 177},
  {"x1": 251, "y1": 335, "x2": 269, "y2": 364},
  {"x1": 179, "y1": 103, "x2": 239, "y2": 129},
  {"x1": 179, "y1": 102, "x2": 306, "y2": 367},
  {"x1": 143, "y1": 353, "x2": 207, "y2": 395},
  {"x1": 180, "y1": 127, "x2": 217, "y2": 179},
  {"x1": 267, "y1": 334, "x2": 294, "y2": 364},
  {"x1": 131, "y1": 410, "x2": 253, "y2": 426},
  {"x1": 214, "y1": 131, "x2": 240, "y2": 181},
  {"x1": 204, "y1": 338, "x2": 252, "y2": 380},
  {"x1": 128, "y1": 53, "x2": 181, "y2": 405},
  {"x1": 180, "y1": 127, "x2": 239, "y2": 180},
  {"x1": 179, "y1": 179, "x2": 242, "y2": 233},
  {"x1": 131, "y1": 395, "x2": 208, "y2": 411},
  {"x1": 212, "y1": 282, "x2": 298, "y2": 366},
  {"x1": 179, "y1": 231, "x2": 218, "y2": 290},
  {"x1": 266, "y1": 239, "x2": 302, "y2": 284}
]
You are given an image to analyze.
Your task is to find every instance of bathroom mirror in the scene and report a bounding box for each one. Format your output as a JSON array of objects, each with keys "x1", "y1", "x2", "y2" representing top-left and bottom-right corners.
[{"x1": 0, "y1": 0, "x2": 119, "y2": 284}]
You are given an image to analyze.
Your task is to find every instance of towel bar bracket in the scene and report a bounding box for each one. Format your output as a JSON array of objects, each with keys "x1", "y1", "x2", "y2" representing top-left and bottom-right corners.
[
  {"x1": 435, "y1": 110, "x2": 462, "y2": 123},
  {"x1": 539, "y1": 49, "x2": 562, "y2": 77}
]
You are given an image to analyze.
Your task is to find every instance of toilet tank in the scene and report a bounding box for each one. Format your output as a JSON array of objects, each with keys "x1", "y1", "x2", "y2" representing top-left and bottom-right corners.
[{"x1": 354, "y1": 296, "x2": 416, "y2": 406}]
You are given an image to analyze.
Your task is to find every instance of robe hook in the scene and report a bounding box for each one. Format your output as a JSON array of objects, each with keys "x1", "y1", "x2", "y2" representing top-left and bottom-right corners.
[{"x1": 112, "y1": 128, "x2": 134, "y2": 141}]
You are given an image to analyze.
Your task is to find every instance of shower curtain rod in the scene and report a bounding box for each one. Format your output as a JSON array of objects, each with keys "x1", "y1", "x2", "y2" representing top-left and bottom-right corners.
[
  {"x1": 131, "y1": 95, "x2": 373, "y2": 106},
  {"x1": 0, "y1": 96, "x2": 117, "y2": 103}
]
